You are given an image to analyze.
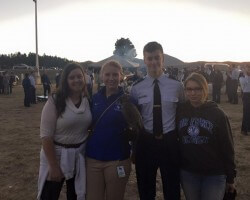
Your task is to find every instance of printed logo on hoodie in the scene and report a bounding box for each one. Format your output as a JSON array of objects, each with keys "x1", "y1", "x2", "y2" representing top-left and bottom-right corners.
[{"x1": 179, "y1": 117, "x2": 214, "y2": 145}]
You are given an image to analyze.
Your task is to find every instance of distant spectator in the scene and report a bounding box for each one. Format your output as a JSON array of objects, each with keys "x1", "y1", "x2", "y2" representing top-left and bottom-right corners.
[
  {"x1": 211, "y1": 68, "x2": 223, "y2": 103},
  {"x1": 230, "y1": 65, "x2": 240, "y2": 104},
  {"x1": 131, "y1": 70, "x2": 140, "y2": 83},
  {"x1": 198, "y1": 66, "x2": 209, "y2": 82},
  {"x1": 41, "y1": 70, "x2": 51, "y2": 97},
  {"x1": 239, "y1": 65, "x2": 250, "y2": 135},
  {"x1": 22, "y1": 73, "x2": 31, "y2": 107},
  {"x1": 226, "y1": 68, "x2": 233, "y2": 103},
  {"x1": 9, "y1": 72, "x2": 16, "y2": 94},
  {"x1": 3, "y1": 72, "x2": 9, "y2": 95},
  {"x1": 85, "y1": 72, "x2": 93, "y2": 97},
  {"x1": 29, "y1": 71, "x2": 36, "y2": 104},
  {"x1": 55, "y1": 72, "x2": 61, "y2": 89},
  {"x1": 0, "y1": 72, "x2": 3, "y2": 94}
]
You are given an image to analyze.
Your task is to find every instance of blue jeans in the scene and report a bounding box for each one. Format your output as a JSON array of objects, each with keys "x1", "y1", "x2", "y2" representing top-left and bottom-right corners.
[{"x1": 180, "y1": 170, "x2": 226, "y2": 200}]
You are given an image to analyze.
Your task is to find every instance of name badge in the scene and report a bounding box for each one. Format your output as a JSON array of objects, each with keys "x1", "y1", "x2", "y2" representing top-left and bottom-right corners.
[{"x1": 117, "y1": 166, "x2": 126, "y2": 178}]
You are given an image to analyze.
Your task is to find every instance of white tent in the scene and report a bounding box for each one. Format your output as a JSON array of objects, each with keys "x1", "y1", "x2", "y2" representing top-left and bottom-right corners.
[{"x1": 90, "y1": 55, "x2": 140, "y2": 68}]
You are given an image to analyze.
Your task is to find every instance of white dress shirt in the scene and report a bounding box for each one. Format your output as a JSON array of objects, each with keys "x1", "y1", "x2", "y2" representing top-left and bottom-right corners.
[
  {"x1": 130, "y1": 74, "x2": 185, "y2": 134},
  {"x1": 240, "y1": 75, "x2": 250, "y2": 93}
]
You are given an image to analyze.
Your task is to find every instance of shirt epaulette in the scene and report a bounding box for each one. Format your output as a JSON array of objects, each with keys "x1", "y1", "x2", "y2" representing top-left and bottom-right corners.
[{"x1": 132, "y1": 77, "x2": 145, "y2": 86}]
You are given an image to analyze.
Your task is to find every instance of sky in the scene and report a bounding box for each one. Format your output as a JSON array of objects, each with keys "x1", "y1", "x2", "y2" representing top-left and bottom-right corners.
[{"x1": 0, "y1": 0, "x2": 250, "y2": 63}]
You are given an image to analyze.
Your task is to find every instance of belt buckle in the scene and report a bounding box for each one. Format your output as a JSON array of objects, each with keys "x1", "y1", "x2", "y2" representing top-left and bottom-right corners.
[{"x1": 154, "y1": 135, "x2": 163, "y2": 140}]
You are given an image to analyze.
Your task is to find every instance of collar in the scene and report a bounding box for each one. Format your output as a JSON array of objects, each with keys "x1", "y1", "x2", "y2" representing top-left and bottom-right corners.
[
  {"x1": 147, "y1": 73, "x2": 165, "y2": 86},
  {"x1": 66, "y1": 96, "x2": 87, "y2": 114}
]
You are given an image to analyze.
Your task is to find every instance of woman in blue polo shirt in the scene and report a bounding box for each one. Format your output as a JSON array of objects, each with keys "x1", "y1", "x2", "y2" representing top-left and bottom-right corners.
[{"x1": 86, "y1": 61, "x2": 131, "y2": 200}]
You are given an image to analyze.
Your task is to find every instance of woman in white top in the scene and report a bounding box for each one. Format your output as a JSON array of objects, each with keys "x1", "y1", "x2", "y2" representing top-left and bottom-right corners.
[
  {"x1": 239, "y1": 65, "x2": 250, "y2": 135},
  {"x1": 37, "y1": 63, "x2": 92, "y2": 200}
]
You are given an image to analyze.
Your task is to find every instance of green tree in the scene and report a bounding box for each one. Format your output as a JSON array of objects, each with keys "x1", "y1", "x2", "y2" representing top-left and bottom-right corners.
[{"x1": 113, "y1": 38, "x2": 137, "y2": 57}]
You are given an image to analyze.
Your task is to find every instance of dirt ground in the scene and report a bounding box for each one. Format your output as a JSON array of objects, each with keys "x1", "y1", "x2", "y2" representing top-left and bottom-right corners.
[{"x1": 0, "y1": 85, "x2": 249, "y2": 200}]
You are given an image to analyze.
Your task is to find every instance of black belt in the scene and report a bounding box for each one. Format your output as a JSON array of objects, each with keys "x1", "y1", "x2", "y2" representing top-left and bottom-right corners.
[
  {"x1": 142, "y1": 130, "x2": 176, "y2": 140},
  {"x1": 54, "y1": 139, "x2": 86, "y2": 148}
]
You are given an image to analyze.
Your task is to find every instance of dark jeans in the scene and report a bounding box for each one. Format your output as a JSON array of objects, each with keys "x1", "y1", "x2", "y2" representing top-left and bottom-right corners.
[
  {"x1": 9, "y1": 84, "x2": 13, "y2": 94},
  {"x1": 24, "y1": 89, "x2": 30, "y2": 107},
  {"x1": 30, "y1": 86, "x2": 36, "y2": 104},
  {"x1": 242, "y1": 93, "x2": 250, "y2": 132},
  {"x1": 41, "y1": 177, "x2": 76, "y2": 200},
  {"x1": 135, "y1": 131, "x2": 180, "y2": 200},
  {"x1": 180, "y1": 170, "x2": 226, "y2": 200},
  {"x1": 43, "y1": 84, "x2": 51, "y2": 97},
  {"x1": 231, "y1": 80, "x2": 238, "y2": 104},
  {"x1": 212, "y1": 84, "x2": 221, "y2": 103}
]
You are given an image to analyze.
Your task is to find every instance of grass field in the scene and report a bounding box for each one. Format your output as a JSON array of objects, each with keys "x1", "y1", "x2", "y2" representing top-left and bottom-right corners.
[{"x1": 0, "y1": 85, "x2": 249, "y2": 200}]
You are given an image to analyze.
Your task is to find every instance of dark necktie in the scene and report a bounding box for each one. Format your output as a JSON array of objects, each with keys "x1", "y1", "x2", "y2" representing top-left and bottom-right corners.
[{"x1": 153, "y1": 79, "x2": 163, "y2": 137}]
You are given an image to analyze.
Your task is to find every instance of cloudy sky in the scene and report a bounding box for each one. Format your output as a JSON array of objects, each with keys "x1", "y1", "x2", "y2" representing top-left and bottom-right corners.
[{"x1": 0, "y1": 0, "x2": 249, "y2": 63}]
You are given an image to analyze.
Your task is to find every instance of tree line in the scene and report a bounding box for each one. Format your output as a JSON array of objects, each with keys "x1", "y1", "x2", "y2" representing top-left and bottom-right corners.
[
  {"x1": 0, "y1": 52, "x2": 73, "y2": 70},
  {"x1": 0, "y1": 38, "x2": 138, "y2": 70}
]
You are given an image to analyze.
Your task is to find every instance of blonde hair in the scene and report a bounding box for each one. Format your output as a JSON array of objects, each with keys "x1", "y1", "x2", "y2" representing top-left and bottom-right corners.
[
  {"x1": 184, "y1": 72, "x2": 209, "y2": 103},
  {"x1": 100, "y1": 60, "x2": 123, "y2": 76}
]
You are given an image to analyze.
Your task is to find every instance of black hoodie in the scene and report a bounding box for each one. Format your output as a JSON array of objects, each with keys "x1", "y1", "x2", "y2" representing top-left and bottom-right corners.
[{"x1": 176, "y1": 101, "x2": 236, "y2": 183}]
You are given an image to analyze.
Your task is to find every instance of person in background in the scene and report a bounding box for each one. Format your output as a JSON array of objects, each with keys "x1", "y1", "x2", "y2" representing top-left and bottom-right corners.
[
  {"x1": 9, "y1": 72, "x2": 16, "y2": 94},
  {"x1": 55, "y1": 71, "x2": 61, "y2": 89},
  {"x1": 41, "y1": 70, "x2": 51, "y2": 97},
  {"x1": 226, "y1": 67, "x2": 233, "y2": 103},
  {"x1": 211, "y1": 67, "x2": 223, "y2": 103},
  {"x1": 230, "y1": 65, "x2": 240, "y2": 104},
  {"x1": 0, "y1": 72, "x2": 4, "y2": 94},
  {"x1": 37, "y1": 63, "x2": 92, "y2": 200},
  {"x1": 84, "y1": 70, "x2": 93, "y2": 98},
  {"x1": 130, "y1": 42, "x2": 184, "y2": 200},
  {"x1": 29, "y1": 71, "x2": 36, "y2": 104},
  {"x1": 3, "y1": 71, "x2": 9, "y2": 95},
  {"x1": 22, "y1": 73, "x2": 31, "y2": 107},
  {"x1": 239, "y1": 65, "x2": 250, "y2": 136},
  {"x1": 177, "y1": 73, "x2": 236, "y2": 200},
  {"x1": 86, "y1": 61, "x2": 132, "y2": 200}
]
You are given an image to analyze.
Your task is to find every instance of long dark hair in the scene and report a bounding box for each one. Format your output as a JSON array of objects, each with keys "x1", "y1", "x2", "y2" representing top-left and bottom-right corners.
[{"x1": 53, "y1": 62, "x2": 88, "y2": 117}]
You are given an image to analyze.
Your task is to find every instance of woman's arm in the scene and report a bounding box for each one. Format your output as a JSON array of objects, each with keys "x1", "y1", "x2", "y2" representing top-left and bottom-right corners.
[
  {"x1": 217, "y1": 111, "x2": 236, "y2": 184},
  {"x1": 40, "y1": 97, "x2": 64, "y2": 181},
  {"x1": 42, "y1": 137, "x2": 64, "y2": 182}
]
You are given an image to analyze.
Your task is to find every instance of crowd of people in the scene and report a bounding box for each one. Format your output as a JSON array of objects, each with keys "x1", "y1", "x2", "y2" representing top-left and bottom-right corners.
[
  {"x1": 0, "y1": 71, "x2": 17, "y2": 95},
  {"x1": 33, "y1": 41, "x2": 250, "y2": 200},
  {"x1": 21, "y1": 70, "x2": 53, "y2": 107}
]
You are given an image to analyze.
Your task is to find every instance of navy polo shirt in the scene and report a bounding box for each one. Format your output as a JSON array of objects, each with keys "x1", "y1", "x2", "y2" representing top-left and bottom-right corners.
[{"x1": 86, "y1": 87, "x2": 130, "y2": 161}]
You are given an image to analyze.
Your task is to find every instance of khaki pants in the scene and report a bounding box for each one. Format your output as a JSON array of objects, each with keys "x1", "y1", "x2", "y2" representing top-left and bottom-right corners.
[{"x1": 86, "y1": 157, "x2": 131, "y2": 200}]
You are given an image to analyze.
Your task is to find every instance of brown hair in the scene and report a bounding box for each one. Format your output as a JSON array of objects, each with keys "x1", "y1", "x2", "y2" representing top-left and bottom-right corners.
[
  {"x1": 184, "y1": 72, "x2": 209, "y2": 103},
  {"x1": 54, "y1": 62, "x2": 88, "y2": 117},
  {"x1": 143, "y1": 41, "x2": 163, "y2": 55}
]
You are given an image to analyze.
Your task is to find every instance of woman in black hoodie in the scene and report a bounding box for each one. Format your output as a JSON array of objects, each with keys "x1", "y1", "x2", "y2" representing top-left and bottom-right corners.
[{"x1": 176, "y1": 73, "x2": 236, "y2": 200}]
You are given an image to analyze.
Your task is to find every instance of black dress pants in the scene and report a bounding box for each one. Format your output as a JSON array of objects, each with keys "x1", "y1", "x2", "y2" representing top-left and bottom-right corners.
[
  {"x1": 24, "y1": 89, "x2": 30, "y2": 107},
  {"x1": 41, "y1": 177, "x2": 76, "y2": 200},
  {"x1": 242, "y1": 93, "x2": 250, "y2": 132},
  {"x1": 212, "y1": 84, "x2": 221, "y2": 103},
  {"x1": 43, "y1": 84, "x2": 51, "y2": 97},
  {"x1": 231, "y1": 80, "x2": 238, "y2": 104},
  {"x1": 135, "y1": 131, "x2": 180, "y2": 200}
]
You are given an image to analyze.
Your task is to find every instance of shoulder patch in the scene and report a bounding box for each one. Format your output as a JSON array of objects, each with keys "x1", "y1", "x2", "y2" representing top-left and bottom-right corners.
[{"x1": 132, "y1": 77, "x2": 145, "y2": 86}]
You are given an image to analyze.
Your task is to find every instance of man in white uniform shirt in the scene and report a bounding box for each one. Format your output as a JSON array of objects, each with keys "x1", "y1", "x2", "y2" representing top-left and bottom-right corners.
[
  {"x1": 130, "y1": 42, "x2": 184, "y2": 200},
  {"x1": 239, "y1": 65, "x2": 250, "y2": 135}
]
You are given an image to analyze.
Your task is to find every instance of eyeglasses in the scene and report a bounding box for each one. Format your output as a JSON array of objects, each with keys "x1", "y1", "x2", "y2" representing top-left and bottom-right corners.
[{"x1": 185, "y1": 87, "x2": 202, "y2": 92}]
